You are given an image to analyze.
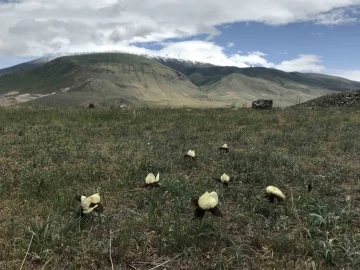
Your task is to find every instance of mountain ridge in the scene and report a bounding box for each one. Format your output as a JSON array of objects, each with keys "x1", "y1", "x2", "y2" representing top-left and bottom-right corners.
[{"x1": 1, "y1": 52, "x2": 360, "y2": 107}]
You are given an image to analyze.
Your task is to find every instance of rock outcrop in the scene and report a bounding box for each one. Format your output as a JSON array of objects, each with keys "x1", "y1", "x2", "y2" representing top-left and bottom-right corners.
[
  {"x1": 296, "y1": 90, "x2": 360, "y2": 108},
  {"x1": 252, "y1": 99, "x2": 273, "y2": 109}
]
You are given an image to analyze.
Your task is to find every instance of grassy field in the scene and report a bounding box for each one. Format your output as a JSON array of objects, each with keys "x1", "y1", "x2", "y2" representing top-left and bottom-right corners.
[{"x1": 1, "y1": 106, "x2": 360, "y2": 269}]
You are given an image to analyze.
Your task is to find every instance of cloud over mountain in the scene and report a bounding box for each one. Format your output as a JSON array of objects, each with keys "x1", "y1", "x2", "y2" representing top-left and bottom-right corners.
[{"x1": 0, "y1": 0, "x2": 359, "y2": 78}]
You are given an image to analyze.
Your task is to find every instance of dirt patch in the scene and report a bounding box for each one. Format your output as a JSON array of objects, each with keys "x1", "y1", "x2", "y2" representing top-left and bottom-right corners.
[{"x1": 0, "y1": 91, "x2": 57, "y2": 107}]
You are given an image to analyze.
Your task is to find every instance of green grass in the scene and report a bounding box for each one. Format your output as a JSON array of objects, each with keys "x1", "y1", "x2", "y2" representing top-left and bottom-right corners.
[{"x1": 1, "y1": 106, "x2": 360, "y2": 269}]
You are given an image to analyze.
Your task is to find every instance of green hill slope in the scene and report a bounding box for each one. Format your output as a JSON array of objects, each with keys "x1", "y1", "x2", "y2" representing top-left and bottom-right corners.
[
  {"x1": 180, "y1": 66, "x2": 360, "y2": 92},
  {"x1": 0, "y1": 53, "x2": 212, "y2": 107},
  {"x1": 203, "y1": 73, "x2": 336, "y2": 107}
]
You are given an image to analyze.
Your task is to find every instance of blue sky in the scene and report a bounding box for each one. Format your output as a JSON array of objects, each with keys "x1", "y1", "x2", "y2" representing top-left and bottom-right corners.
[
  {"x1": 0, "y1": 0, "x2": 360, "y2": 80},
  {"x1": 217, "y1": 22, "x2": 360, "y2": 70}
]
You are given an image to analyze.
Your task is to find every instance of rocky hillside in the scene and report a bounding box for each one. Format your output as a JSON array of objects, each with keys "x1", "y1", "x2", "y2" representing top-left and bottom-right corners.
[{"x1": 294, "y1": 89, "x2": 360, "y2": 108}]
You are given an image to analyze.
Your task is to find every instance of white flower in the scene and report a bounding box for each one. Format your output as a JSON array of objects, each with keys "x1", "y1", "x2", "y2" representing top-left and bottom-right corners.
[
  {"x1": 80, "y1": 193, "x2": 101, "y2": 213},
  {"x1": 221, "y1": 144, "x2": 228, "y2": 149},
  {"x1": 145, "y1": 173, "x2": 155, "y2": 184},
  {"x1": 186, "y1": 150, "x2": 196, "y2": 157},
  {"x1": 220, "y1": 173, "x2": 230, "y2": 183},
  {"x1": 145, "y1": 172, "x2": 160, "y2": 184},
  {"x1": 198, "y1": 191, "x2": 219, "y2": 210},
  {"x1": 266, "y1": 186, "x2": 285, "y2": 200}
]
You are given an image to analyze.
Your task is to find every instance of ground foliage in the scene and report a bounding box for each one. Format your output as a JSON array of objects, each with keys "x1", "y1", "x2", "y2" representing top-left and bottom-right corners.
[{"x1": 1, "y1": 106, "x2": 360, "y2": 269}]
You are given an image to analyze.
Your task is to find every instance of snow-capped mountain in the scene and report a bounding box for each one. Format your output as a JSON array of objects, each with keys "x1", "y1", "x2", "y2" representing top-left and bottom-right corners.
[{"x1": 36, "y1": 51, "x2": 212, "y2": 68}]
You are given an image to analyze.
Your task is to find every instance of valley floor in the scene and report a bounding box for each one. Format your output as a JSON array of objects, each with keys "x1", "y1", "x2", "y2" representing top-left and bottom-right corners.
[{"x1": 1, "y1": 106, "x2": 360, "y2": 269}]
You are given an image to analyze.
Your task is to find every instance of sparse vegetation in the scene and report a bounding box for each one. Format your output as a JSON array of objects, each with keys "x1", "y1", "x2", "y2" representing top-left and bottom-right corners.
[{"x1": 1, "y1": 105, "x2": 360, "y2": 269}]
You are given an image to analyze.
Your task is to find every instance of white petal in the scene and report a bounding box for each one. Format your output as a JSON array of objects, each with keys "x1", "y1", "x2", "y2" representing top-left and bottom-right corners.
[
  {"x1": 145, "y1": 173, "x2": 156, "y2": 184},
  {"x1": 220, "y1": 173, "x2": 230, "y2": 183},
  {"x1": 88, "y1": 193, "x2": 100, "y2": 204},
  {"x1": 266, "y1": 186, "x2": 285, "y2": 199},
  {"x1": 82, "y1": 204, "x2": 98, "y2": 214},
  {"x1": 81, "y1": 197, "x2": 92, "y2": 209},
  {"x1": 155, "y1": 172, "x2": 160, "y2": 182},
  {"x1": 221, "y1": 144, "x2": 228, "y2": 149},
  {"x1": 209, "y1": 191, "x2": 219, "y2": 205}
]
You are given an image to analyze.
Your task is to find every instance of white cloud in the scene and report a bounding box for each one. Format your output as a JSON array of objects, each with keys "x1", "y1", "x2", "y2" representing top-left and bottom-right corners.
[
  {"x1": 315, "y1": 7, "x2": 359, "y2": 25},
  {"x1": 227, "y1": 42, "x2": 235, "y2": 48},
  {"x1": 275, "y1": 54, "x2": 325, "y2": 73},
  {"x1": 156, "y1": 41, "x2": 237, "y2": 65},
  {"x1": 0, "y1": 36, "x2": 328, "y2": 73},
  {"x1": 230, "y1": 52, "x2": 275, "y2": 68},
  {"x1": 0, "y1": 0, "x2": 360, "y2": 56},
  {"x1": 72, "y1": 40, "x2": 323, "y2": 73},
  {"x1": 329, "y1": 70, "x2": 360, "y2": 81}
]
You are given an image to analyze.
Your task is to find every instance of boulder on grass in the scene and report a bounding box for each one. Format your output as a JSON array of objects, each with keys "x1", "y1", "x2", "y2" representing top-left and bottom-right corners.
[{"x1": 252, "y1": 99, "x2": 273, "y2": 109}]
